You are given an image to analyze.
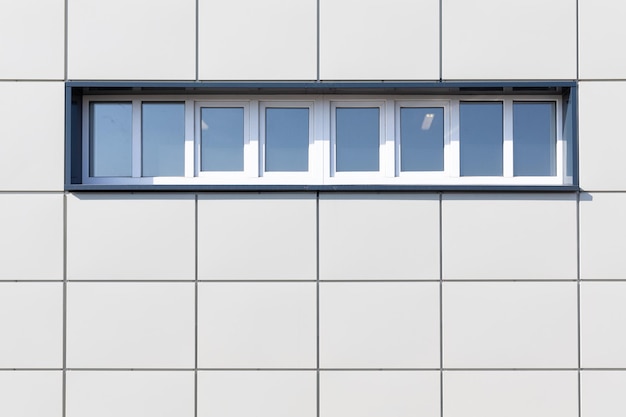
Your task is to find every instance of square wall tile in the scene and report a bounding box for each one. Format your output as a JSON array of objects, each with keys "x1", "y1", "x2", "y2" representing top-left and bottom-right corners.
[
  {"x1": 578, "y1": 82, "x2": 626, "y2": 191},
  {"x1": 442, "y1": 194, "x2": 577, "y2": 280},
  {"x1": 67, "y1": 283, "x2": 195, "y2": 368},
  {"x1": 320, "y1": 371, "x2": 440, "y2": 417},
  {"x1": 442, "y1": 0, "x2": 576, "y2": 79},
  {"x1": 0, "y1": 194, "x2": 63, "y2": 279},
  {"x1": 198, "y1": 283, "x2": 316, "y2": 368},
  {"x1": 67, "y1": 194, "x2": 195, "y2": 280},
  {"x1": 66, "y1": 371, "x2": 194, "y2": 417},
  {"x1": 0, "y1": 82, "x2": 64, "y2": 191},
  {"x1": 0, "y1": 0, "x2": 64, "y2": 79},
  {"x1": 443, "y1": 282, "x2": 577, "y2": 368},
  {"x1": 581, "y1": 371, "x2": 626, "y2": 417},
  {"x1": 319, "y1": 194, "x2": 439, "y2": 280},
  {"x1": 68, "y1": 0, "x2": 195, "y2": 79},
  {"x1": 581, "y1": 282, "x2": 626, "y2": 368},
  {"x1": 198, "y1": 193, "x2": 316, "y2": 280},
  {"x1": 199, "y1": 0, "x2": 316, "y2": 80},
  {"x1": 0, "y1": 371, "x2": 62, "y2": 417},
  {"x1": 579, "y1": 0, "x2": 626, "y2": 79},
  {"x1": 198, "y1": 371, "x2": 316, "y2": 417},
  {"x1": 320, "y1": 282, "x2": 439, "y2": 368},
  {"x1": 444, "y1": 371, "x2": 578, "y2": 417},
  {"x1": 580, "y1": 193, "x2": 626, "y2": 279},
  {"x1": 320, "y1": 0, "x2": 439, "y2": 80},
  {"x1": 0, "y1": 283, "x2": 62, "y2": 368}
]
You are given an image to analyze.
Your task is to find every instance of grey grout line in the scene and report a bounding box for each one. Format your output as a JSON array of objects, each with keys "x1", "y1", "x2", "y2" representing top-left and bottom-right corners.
[
  {"x1": 316, "y1": 192, "x2": 320, "y2": 417},
  {"x1": 577, "y1": 190, "x2": 582, "y2": 417},
  {"x1": 7, "y1": 278, "x2": 612, "y2": 283},
  {"x1": 316, "y1": 0, "x2": 320, "y2": 82},
  {"x1": 439, "y1": 192, "x2": 444, "y2": 417},
  {"x1": 64, "y1": 0, "x2": 68, "y2": 82},
  {"x1": 56, "y1": 367, "x2": 589, "y2": 372},
  {"x1": 194, "y1": 194, "x2": 199, "y2": 417},
  {"x1": 576, "y1": 0, "x2": 580, "y2": 81},
  {"x1": 195, "y1": 0, "x2": 199, "y2": 82},
  {"x1": 439, "y1": 0, "x2": 443, "y2": 82},
  {"x1": 62, "y1": 193, "x2": 67, "y2": 417}
]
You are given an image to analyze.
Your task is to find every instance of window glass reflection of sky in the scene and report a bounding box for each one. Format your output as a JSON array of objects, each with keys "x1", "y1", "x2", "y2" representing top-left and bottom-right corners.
[
  {"x1": 514, "y1": 102, "x2": 555, "y2": 176},
  {"x1": 201, "y1": 108, "x2": 244, "y2": 172},
  {"x1": 336, "y1": 108, "x2": 379, "y2": 172},
  {"x1": 90, "y1": 102, "x2": 132, "y2": 177},
  {"x1": 401, "y1": 107, "x2": 444, "y2": 171},
  {"x1": 142, "y1": 103, "x2": 185, "y2": 177},
  {"x1": 460, "y1": 102, "x2": 503, "y2": 176},
  {"x1": 265, "y1": 108, "x2": 309, "y2": 172}
]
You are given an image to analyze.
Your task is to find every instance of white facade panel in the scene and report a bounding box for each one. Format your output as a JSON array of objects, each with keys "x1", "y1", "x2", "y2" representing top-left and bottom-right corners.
[
  {"x1": 0, "y1": 0, "x2": 64, "y2": 79},
  {"x1": 442, "y1": 0, "x2": 576, "y2": 80},
  {"x1": 0, "y1": 283, "x2": 62, "y2": 368},
  {"x1": 66, "y1": 283, "x2": 195, "y2": 368},
  {"x1": 581, "y1": 371, "x2": 626, "y2": 417},
  {"x1": 0, "y1": 194, "x2": 63, "y2": 280},
  {"x1": 67, "y1": 194, "x2": 195, "y2": 280},
  {"x1": 0, "y1": 371, "x2": 62, "y2": 417},
  {"x1": 578, "y1": 82, "x2": 626, "y2": 191},
  {"x1": 0, "y1": 82, "x2": 64, "y2": 191},
  {"x1": 443, "y1": 282, "x2": 578, "y2": 368},
  {"x1": 320, "y1": 371, "x2": 440, "y2": 417},
  {"x1": 198, "y1": 0, "x2": 316, "y2": 80},
  {"x1": 319, "y1": 282, "x2": 439, "y2": 368},
  {"x1": 67, "y1": 0, "x2": 195, "y2": 80},
  {"x1": 442, "y1": 194, "x2": 577, "y2": 280},
  {"x1": 580, "y1": 193, "x2": 626, "y2": 279},
  {"x1": 197, "y1": 283, "x2": 317, "y2": 368},
  {"x1": 580, "y1": 282, "x2": 626, "y2": 368},
  {"x1": 198, "y1": 193, "x2": 316, "y2": 280},
  {"x1": 444, "y1": 371, "x2": 578, "y2": 417},
  {"x1": 319, "y1": 0, "x2": 439, "y2": 80},
  {"x1": 66, "y1": 371, "x2": 194, "y2": 417},
  {"x1": 319, "y1": 194, "x2": 439, "y2": 280},
  {"x1": 198, "y1": 371, "x2": 316, "y2": 417},
  {"x1": 579, "y1": 0, "x2": 626, "y2": 79}
]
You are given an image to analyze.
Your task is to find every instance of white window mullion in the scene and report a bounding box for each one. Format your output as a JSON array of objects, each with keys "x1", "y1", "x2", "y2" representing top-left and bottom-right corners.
[
  {"x1": 448, "y1": 99, "x2": 460, "y2": 178},
  {"x1": 184, "y1": 100, "x2": 194, "y2": 178},
  {"x1": 131, "y1": 99, "x2": 142, "y2": 178},
  {"x1": 248, "y1": 100, "x2": 259, "y2": 178},
  {"x1": 503, "y1": 99, "x2": 514, "y2": 178},
  {"x1": 384, "y1": 99, "x2": 395, "y2": 178}
]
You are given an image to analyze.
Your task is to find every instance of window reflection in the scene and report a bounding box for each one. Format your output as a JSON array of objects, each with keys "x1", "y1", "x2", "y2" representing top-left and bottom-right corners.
[
  {"x1": 142, "y1": 103, "x2": 185, "y2": 177},
  {"x1": 265, "y1": 108, "x2": 309, "y2": 172},
  {"x1": 336, "y1": 107, "x2": 380, "y2": 172},
  {"x1": 513, "y1": 102, "x2": 556, "y2": 176},
  {"x1": 460, "y1": 102, "x2": 503, "y2": 176},
  {"x1": 90, "y1": 102, "x2": 132, "y2": 177},
  {"x1": 400, "y1": 107, "x2": 444, "y2": 171},
  {"x1": 201, "y1": 108, "x2": 244, "y2": 172}
]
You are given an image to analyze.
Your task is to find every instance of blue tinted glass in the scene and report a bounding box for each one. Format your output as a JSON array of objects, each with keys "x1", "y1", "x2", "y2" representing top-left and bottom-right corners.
[
  {"x1": 336, "y1": 108, "x2": 379, "y2": 172},
  {"x1": 201, "y1": 108, "x2": 244, "y2": 172},
  {"x1": 460, "y1": 102, "x2": 503, "y2": 176},
  {"x1": 514, "y1": 102, "x2": 556, "y2": 176},
  {"x1": 265, "y1": 108, "x2": 309, "y2": 172},
  {"x1": 142, "y1": 103, "x2": 185, "y2": 177},
  {"x1": 400, "y1": 107, "x2": 444, "y2": 171},
  {"x1": 90, "y1": 102, "x2": 132, "y2": 177}
]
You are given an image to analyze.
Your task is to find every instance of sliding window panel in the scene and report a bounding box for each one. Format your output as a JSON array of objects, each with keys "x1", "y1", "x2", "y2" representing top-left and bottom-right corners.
[
  {"x1": 400, "y1": 107, "x2": 445, "y2": 172},
  {"x1": 142, "y1": 103, "x2": 185, "y2": 177},
  {"x1": 89, "y1": 102, "x2": 132, "y2": 177},
  {"x1": 199, "y1": 107, "x2": 245, "y2": 173},
  {"x1": 334, "y1": 107, "x2": 381, "y2": 173},
  {"x1": 264, "y1": 108, "x2": 309, "y2": 172},
  {"x1": 513, "y1": 102, "x2": 556, "y2": 176},
  {"x1": 460, "y1": 102, "x2": 503, "y2": 176}
]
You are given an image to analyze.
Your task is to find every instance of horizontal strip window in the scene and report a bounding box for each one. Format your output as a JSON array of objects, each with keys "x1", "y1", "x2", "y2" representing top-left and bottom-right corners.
[{"x1": 76, "y1": 94, "x2": 574, "y2": 187}]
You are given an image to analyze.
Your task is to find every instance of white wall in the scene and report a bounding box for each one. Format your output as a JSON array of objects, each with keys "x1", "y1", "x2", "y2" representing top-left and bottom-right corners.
[{"x1": 0, "y1": 0, "x2": 623, "y2": 416}]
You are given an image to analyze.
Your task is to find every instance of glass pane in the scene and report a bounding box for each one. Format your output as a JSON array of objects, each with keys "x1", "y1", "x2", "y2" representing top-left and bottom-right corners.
[
  {"x1": 563, "y1": 94, "x2": 573, "y2": 178},
  {"x1": 90, "y1": 102, "x2": 132, "y2": 177},
  {"x1": 514, "y1": 102, "x2": 556, "y2": 176},
  {"x1": 336, "y1": 107, "x2": 379, "y2": 172},
  {"x1": 265, "y1": 108, "x2": 309, "y2": 172},
  {"x1": 460, "y1": 102, "x2": 503, "y2": 176},
  {"x1": 400, "y1": 107, "x2": 444, "y2": 171},
  {"x1": 201, "y1": 108, "x2": 244, "y2": 172},
  {"x1": 142, "y1": 103, "x2": 185, "y2": 177}
]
